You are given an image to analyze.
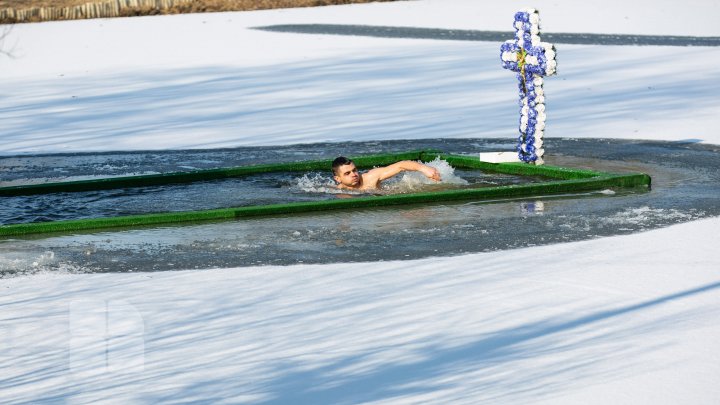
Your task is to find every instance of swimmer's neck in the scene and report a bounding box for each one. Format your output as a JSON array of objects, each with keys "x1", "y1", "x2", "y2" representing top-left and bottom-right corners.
[
  {"x1": 337, "y1": 183, "x2": 377, "y2": 191},
  {"x1": 337, "y1": 176, "x2": 379, "y2": 191}
]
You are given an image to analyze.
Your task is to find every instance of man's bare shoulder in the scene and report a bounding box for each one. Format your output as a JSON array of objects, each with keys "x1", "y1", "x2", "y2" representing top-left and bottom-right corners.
[{"x1": 360, "y1": 171, "x2": 382, "y2": 189}]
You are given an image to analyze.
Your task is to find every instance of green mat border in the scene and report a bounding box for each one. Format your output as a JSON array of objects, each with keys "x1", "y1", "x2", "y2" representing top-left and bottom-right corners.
[
  {"x1": 0, "y1": 150, "x2": 432, "y2": 197},
  {"x1": 0, "y1": 150, "x2": 650, "y2": 237}
]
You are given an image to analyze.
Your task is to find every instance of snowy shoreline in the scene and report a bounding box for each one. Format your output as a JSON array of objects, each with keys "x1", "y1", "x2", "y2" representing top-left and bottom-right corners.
[{"x1": 3, "y1": 216, "x2": 720, "y2": 403}]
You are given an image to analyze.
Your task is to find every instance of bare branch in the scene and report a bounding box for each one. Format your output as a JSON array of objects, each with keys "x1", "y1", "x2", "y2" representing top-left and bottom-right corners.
[{"x1": 1, "y1": 25, "x2": 17, "y2": 59}]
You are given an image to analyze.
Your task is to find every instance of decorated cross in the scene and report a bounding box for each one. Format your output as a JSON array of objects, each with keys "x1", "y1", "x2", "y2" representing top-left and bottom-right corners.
[{"x1": 500, "y1": 9, "x2": 557, "y2": 165}]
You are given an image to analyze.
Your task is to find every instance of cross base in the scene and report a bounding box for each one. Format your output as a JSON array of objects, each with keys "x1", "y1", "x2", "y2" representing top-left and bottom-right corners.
[{"x1": 479, "y1": 152, "x2": 522, "y2": 164}]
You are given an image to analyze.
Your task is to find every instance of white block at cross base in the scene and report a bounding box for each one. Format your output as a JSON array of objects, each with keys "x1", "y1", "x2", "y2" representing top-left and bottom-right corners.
[{"x1": 479, "y1": 152, "x2": 521, "y2": 163}]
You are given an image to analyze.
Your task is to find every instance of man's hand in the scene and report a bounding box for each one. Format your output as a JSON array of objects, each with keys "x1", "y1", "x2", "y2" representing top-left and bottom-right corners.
[{"x1": 422, "y1": 166, "x2": 441, "y2": 182}]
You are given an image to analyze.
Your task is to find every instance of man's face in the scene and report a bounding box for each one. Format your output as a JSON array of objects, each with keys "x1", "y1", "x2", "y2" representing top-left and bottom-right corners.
[{"x1": 334, "y1": 163, "x2": 361, "y2": 187}]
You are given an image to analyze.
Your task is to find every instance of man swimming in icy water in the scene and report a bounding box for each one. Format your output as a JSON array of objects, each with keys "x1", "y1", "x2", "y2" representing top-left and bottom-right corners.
[{"x1": 332, "y1": 156, "x2": 441, "y2": 191}]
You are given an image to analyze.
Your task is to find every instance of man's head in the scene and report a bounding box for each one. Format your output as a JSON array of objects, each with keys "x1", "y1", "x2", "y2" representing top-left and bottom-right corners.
[{"x1": 332, "y1": 156, "x2": 361, "y2": 187}]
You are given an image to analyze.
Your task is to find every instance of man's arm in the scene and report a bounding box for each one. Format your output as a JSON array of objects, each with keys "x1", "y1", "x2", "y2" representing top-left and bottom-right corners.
[{"x1": 367, "y1": 161, "x2": 441, "y2": 182}]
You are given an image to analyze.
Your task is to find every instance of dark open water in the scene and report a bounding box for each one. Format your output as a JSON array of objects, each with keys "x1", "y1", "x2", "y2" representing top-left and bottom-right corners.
[{"x1": 1, "y1": 138, "x2": 718, "y2": 276}]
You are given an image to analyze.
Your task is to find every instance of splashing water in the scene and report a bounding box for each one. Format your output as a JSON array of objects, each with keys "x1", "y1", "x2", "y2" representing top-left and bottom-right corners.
[
  {"x1": 384, "y1": 157, "x2": 468, "y2": 193},
  {"x1": 290, "y1": 173, "x2": 353, "y2": 194}
]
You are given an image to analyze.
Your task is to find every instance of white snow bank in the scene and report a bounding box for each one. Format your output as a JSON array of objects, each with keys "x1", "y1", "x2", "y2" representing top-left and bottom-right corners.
[
  {"x1": 1, "y1": 1, "x2": 719, "y2": 154},
  {"x1": 2, "y1": 217, "x2": 720, "y2": 403}
]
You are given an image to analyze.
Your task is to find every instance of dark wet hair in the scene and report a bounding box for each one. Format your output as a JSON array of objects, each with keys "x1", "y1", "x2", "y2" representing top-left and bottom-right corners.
[{"x1": 332, "y1": 156, "x2": 354, "y2": 175}]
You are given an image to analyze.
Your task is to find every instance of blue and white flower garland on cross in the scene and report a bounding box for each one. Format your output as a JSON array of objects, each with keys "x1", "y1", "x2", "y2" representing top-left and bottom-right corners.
[{"x1": 501, "y1": 9, "x2": 557, "y2": 165}]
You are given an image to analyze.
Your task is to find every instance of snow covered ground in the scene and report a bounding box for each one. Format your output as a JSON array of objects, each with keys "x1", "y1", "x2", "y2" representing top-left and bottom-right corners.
[
  {"x1": 2, "y1": 0, "x2": 719, "y2": 153},
  {"x1": 1, "y1": 0, "x2": 720, "y2": 403}
]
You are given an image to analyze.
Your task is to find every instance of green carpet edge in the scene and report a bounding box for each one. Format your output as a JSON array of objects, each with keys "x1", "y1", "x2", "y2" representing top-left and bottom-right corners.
[{"x1": 0, "y1": 151, "x2": 651, "y2": 237}]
